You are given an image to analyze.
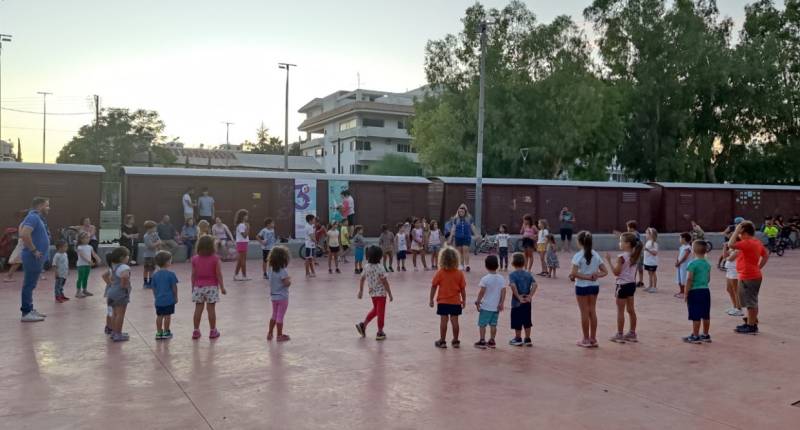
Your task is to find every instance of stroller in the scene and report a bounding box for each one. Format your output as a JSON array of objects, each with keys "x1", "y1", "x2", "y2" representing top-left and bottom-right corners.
[{"x1": 0, "y1": 227, "x2": 19, "y2": 272}]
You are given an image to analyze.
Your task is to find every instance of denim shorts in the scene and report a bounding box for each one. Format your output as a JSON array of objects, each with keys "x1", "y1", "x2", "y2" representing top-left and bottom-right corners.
[{"x1": 575, "y1": 285, "x2": 599, "y2": 296}]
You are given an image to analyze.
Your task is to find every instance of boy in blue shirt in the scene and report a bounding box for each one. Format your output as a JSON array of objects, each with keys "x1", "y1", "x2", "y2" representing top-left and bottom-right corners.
[
  {"x1": 508, "y1": 253, "x2": 537, "y2": 346},
  {"x1": 151, "y1": 251, "x2": 178, "y2": 340}
]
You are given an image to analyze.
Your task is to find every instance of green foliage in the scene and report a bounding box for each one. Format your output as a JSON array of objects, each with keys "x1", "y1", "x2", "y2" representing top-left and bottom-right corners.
[
  {"x1": 368, "y1": 153, "x2": 421, "y2": 176},
  {"x1": 243, "y1": 122, "x2": 301, "y2": 155}
]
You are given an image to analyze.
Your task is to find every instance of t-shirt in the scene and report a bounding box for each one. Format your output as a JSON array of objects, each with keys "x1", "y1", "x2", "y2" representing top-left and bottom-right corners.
[
  {"x1": 644, "y1": 240, "x2": 659, "y2": 266},
  {"x1": 537, "y1": 228, "x2": 549, "y2": 244},
  {"x1": 182, "y1": 193, "x2": 193, "y2": 215},
  {"x1": 478, "y1": 273, "x2": 505, "y2": 312},
  {"x1": 341, "y1": 196, "x2": 355, "y2": 217},
  {"x1": 191, "y1": 254, "x2": 220, "y2": 287},
  {"x1": 379, "y1": 231, "x2": 395, "y2": 250},
  {"x1": 197, "y1": 195, "x2": 215, "y2": 217},
  {"x1": 571, "y1": 250, "x2": 603, "y2": 288},
  {"x1": 496, "y1": 233, "x2": 510, "y2": 248},
  {"x1": 352, "y1": 233, "x2": 365, "y2": 249},
  {"x1": 560, "y1": 211, "x2": 574, "y2": 230},
  {"x1": 733, "y1": 238, "x2": 767, "y2": 281},
  {"x1": 269, "y1": 268, "x2": 289, "y2": 301},
  {"x1": 616, "y1": 252, "x2": 637, "y2": 285},
  {"x1": 258, "y1": 228, "x2": 276, "y2": 250},
  {"x1": 142, "y1": 231, "x2": 160, "y2": 258},
  {"x1": 428, "y1": 230, "x2": 442, "y2": 246},
  {"x1": 764, "y1": 225, "x2": 778, "y2": 238},
  {"x1": 182, "y1": 225, "x2": 198, "y2": 240},
  {"x1": 304, "y1": 224, "x2": 316, "y2": 248},
  {"x1": 21, "y1": 210, "x2": 49, "y2": 258},
  {"x1": 509, "y1": 270, "x2": 535, "y2": 307},
  {"x1": 235, "y1": 223, "x2": 248, "y2": 243},
  {"x1": 151, "y1": 269, "x2": 178, "y2": 307},
  {"x1": 53, "y1": 252, "x2": 69, "y2": 278},
  {"x1": 157, "y1": 223, "x2": 176, "y2": 241},
  {"x1": 363, "y1": 263, "x2": 387, "y2": 297},
  {"x1": 396, "y1": 233, "x2": 407, "y2": 251},
  {"x1": 327, "y1": 229, "x2": 341, "y2": 247},
  {"x1": 76, "y1": 244, "x2": 93, "y2": 267},
  {"x1": 412, "y1": 228, "x2": 424, "y2": 246},
  {"x1": 687, "y1": 258, "x2": 711, "y2": 290},
  {"x1": 432, "y1": 269, "x2": 466, "y2": 305},
  {"x1": 340, "y1": 226, "x2": 351, "y2": 246}
]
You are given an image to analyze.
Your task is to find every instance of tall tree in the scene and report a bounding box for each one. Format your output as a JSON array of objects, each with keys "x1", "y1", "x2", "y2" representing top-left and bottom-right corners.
[
  {"x1": 243, "y1": 122, "x2": 302, "y2": 155},
  {"x1": 368, "y1": 154, "x2": 421, "y2": 176}
]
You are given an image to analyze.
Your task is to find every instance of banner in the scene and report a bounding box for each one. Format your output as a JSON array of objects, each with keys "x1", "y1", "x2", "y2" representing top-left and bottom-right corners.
[
  {"x1": 294, "y1": 179, "x2": 317, "y2": 238},
  {"x1": 328, "y1": 180, "x2": 350, "y2": 223}
]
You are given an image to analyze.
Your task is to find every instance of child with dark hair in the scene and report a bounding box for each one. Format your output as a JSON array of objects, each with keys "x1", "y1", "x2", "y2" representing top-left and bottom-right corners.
[
  {"x1": 395, "y1": 223, "x2": 409, "y2": 271},
  {"x1": 675, "y1": 232, "x2": 693, "y2": 299},
  {"x1": 267, "y1": 246, "x2": 291, "y2": 342},
  {"x1": 545, "y1": 234, "x2": 559, "y2": 278},
  {"x1": 474, "y1": 255, "x2": 506, "y2": 349},
  {"x1": 106, "y1": 247, "x2": 132, "y2": 342},
  {"x1": 729, "y1": 221, "x2": 768, "y2": 335},
  {"x1": 496, "y1": 224, "x2": 510, "y2": 271},
  {"x1": 53, "y1": 240, "x2": 70, "y2": 303},
  {"x1": 683, "y1": 241, "x2": 712, "y2": 344},
  {"x1": 508, "y1": 253, "x2": 536, "y2": 347},
  {"x1": 570, "y1": 231, "x2": 607, "y2": 348},
  {"x1": 352, "y1": 225, "x2": 366, "y2": 274},
  {"x1": 75, "y1": 232, "x2": 101, "y2": 298},
  {"x1": 606, "y1": 232, "x2": 643, "y2": 343},
  {"x1": 356, "y1": 246, "x2": 393, "y2": 340},
  {"x1": 142, "y1": 220, "x2": 162, "y2": 288},
  {"x1": 378, "y1": 224, "x2": 395, "y2": 272},
  {"x1": 304, "y1": 214, "x2": 317, "y2": 278},
  {"x1": 257, "y1": 218, "x2": 276, "y2": 279},
  {"x1": 151, "y1": 251, "x2": 178, "y2": 340}
]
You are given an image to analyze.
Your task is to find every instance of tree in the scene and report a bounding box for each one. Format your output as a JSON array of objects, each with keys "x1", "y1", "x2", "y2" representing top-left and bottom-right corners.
[
  {"x1": 243, "y1": 122, "x2": 302, "y2": 155},
  {"x1": 367, "y1": 154, "x2": 421, "y2": 176}
]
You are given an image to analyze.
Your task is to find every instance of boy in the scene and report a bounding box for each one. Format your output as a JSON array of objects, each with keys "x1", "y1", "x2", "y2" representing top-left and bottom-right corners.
[
  {"x1": 674, "y1": 232, "x2": 692, "y2": 298},
  {"x1": 429, "y1": 246, "x2": 467, "y2": 348},
  {"x1": 304, "y1": 214, "x2": 317, "y2": 278},
  {"x1": 474, "y1": 255, "x2": 506, "y2": 349},
  {"x1": 763, "y1": 219, "x2": 778, "y2": 251},
  {"x1": 626, "y1": 220, "x2": 644, "y2": 287},
  {"x1": 683, "y1": 240, "x2": 712, "y2": 344},
  {"x1": 729, "y1": 221, "x2": 768, "y2": 334},
  {"x1": 257, "y1": 218, "x2": 276, "y2": 279},
  {"x1": 142, "y1": 220, "x2": 162, "y2": 288},
  {"x1": 52, "y1": 240, "x2": 70, "y2": 303},
  {"x1": 150, "y1": 251, "x2": 178, "y2": 340},
  {"x1": 508, "y1": 253, "x2": 537, "y2": 346}
]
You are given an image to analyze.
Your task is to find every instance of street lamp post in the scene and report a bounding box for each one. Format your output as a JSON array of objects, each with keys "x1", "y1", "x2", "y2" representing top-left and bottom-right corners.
[
  {"x1": 474, "y1": 21, "x2": 490, "y2": 235},
  {"x1": 37, "y1": 91, "x2": 52, "y2": 163},
  {"x1": 278, "y1": 62, "x2": 296, "y2": 172},
  {"x1": 0, "y1": 34, "x2": 12, "y2": 144}
]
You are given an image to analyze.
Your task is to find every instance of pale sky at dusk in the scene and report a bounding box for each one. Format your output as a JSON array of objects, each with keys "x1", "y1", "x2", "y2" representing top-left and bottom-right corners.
[{"x1": 0, "y1": 0, "x2": 751, "y2": 163}]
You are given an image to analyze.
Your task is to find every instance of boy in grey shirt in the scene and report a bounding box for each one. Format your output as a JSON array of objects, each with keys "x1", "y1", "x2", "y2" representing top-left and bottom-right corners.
[
  {"x1": 53, "y1": 240, "x2": 70, "y2": 302},
  {"x1": 142, "y1": 220, "x2": 162, "y2": 288}
]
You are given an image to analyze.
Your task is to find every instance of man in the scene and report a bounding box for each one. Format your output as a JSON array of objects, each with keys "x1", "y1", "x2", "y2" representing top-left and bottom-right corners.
[
  {"x1": 197, "y1": 187, "x2": 215, "y2": 224},
  {"x1": 182, "y1": 187, "x2": 195, "y2": 221},
  {"x1": 19, "y1": 197, "x2": 51, "y2": 322},
  {"x1": 156, "y1": 215, "x2": 181, "y2": 255},
  {"x1": 728, "y1": 221, "x2": 768, "y2": 335},
  {"x1": 340, "y1": 190, "x2": 355, "y2": 226},
  {"x1": 559, "y1": 206, "x2": 575, "y2": 252}
]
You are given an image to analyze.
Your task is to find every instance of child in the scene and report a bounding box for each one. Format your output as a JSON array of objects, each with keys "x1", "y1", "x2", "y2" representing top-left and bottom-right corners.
[
  {"x1": 729, "y1": 221, "x2": 769, "y2": 335},
  {"x1": 605, "y1": 232, "x2": 642, "y2": 343},
  {"x1": 151, "y1": 251, "x2": 178, "y2": 340},
  {"x1": 192, "y1": 235, "x2": 227, "y2": 339},
  {"x1": 314, "y1": 222, "x2": 327, "y2": 267},
  {"x1": 52, "y1": 240, "x2": 70, "y2": 302},
  {"x1": 102, "y1": 256, "x2": 113, "y2": 335},
  {"x1": 427, "y1": 221, "x2": 442, "y2": 270},
  {"x1": 395, "y1": 223, "x2": 409, "y2": 271},
  {"x1": 356, "y1": 245, "x2": 394, "y2": 340},
  {"x1": 683, "y1": 240, "x2": 712, "y2": 344},
  {"x1": 763, "y1": 219, "x2": 778, "y2": 251},
  {"x1": 257, "y1": 218, "x2": 277, "y2": 279},
  {"x1": 496, "y1": 224, "x2": 510, "y2": 271},
  {"x1": 105, "y1": 247, "x2": 132, "y2": 342},
  {"x1": 352, "y1": 225, "x2": 366, "y2": 274},
  {"x1": 340, "y1": 219, "x2": 351, "y2": 263},
  {"x1": 378, "y1": 224, "x2": 395, "y2": 272},
  {"x1": 675, "y1": 232, "x2": 692, "y2": 299},
  {"x1": 75, "y1": 232, "x2": 101, "y2": 298},
  {"x1": 327, "y1": 221, "x2": 342, "y2": 274},
  {"x1": 570, "y1": 231, "x2": 607, "y2": 348},
  {"x1": 233, "y1": 209, "x2": 251, "y2": 281},
  {"x1": 410, "y1": 219, "x2": 428, "y2": 271},
  {"x1": 182, "y1": 218, "x2": 198, "y2": 258},
  {"x1": 267, "y1": 246, "x2": 292, "y2": 342},
  {"x1": 626, "y1": 220, "x2": 645, "y2": 288},
  {"x1": 722, "y1": 243, "x2": 743, "y2": 316},
  {"x1": 536, "y1": 219, "x2": 550, "y2": 276},
  {"x1": 520, "y1": 215, "x2": 537, "y2": 272},
  {"x1": 303, "y1": 214, "x2": 317, "y2": 278},
  {"x1": 142, "y1": 220, "x2": 162, "y2": 288},
  {"x1": 474, "y1": 255, "x2": 506, "y2": 349},
  {"x1": 508, "y1": 253, "x2": 536, "y2": 347},
  {"x1": 197, "y1": 219, "x2": 211, "y2": 239},
  {"x1": 545, "y1": 234, "x2": 559, "y2": 278},
  {"x1": 643, "y1": 228, "x2": 659, "y2": 293},
  {"x1": 429, "y1": 246, "x2": 467, "y2": 348}
]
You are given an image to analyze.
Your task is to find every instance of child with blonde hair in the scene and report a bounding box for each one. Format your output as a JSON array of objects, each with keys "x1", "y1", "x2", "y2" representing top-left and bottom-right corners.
[{"x1": 429, "y1": 246, "x2": 466, "y2": 348}]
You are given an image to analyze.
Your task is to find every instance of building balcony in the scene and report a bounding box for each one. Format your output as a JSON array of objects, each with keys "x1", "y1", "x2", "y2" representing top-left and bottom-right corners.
[{"x1": 336, "y1": 127, "x2": 411, "y2": 141}]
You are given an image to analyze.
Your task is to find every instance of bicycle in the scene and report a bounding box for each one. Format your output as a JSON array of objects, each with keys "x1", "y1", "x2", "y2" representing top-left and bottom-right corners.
[{"x1": 472, "y1": 235, "x2": 498, "y2": 255}]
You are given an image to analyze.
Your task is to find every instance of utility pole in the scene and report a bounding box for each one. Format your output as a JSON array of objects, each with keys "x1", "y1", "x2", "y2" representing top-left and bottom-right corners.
[
  {"x1": 37, "y1": 91, "x2": 52, "y2": 163},
  {"x1": 474, "y1": 21, "x2": 490, "y2": 235},
  {"x1": 0, "y1": 34, "x2": 12, "y2": 144},
  {"x1": 222, "y1": 121, "x2": 233, "y2": 147},
  {"x1": 278, "y1": 62, "x2": 296, "y2": 172}
]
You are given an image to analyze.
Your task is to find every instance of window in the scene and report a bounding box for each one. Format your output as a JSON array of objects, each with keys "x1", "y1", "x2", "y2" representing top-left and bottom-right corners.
[
  {"x1": 398, "y1": 120, "x2": 406, "y2": 129},
  {"x1": 339, "y1": 118, "x2": 357, "y2": 131},
  {"x1": 350, "y1": 140, "x2": 371, "y2": 151},
  {"x1": 363, "y1": 118, "x2": 384, "y2": 127},
  {"x1": 350, "y1": 164, "x2": 369, "y2": 174},
  {"x1": 397, "y1": 143, "x2": 415, "y2": 153},
  {"x1": 314, "y1": 148, "x2": 324, "y2": 157},
  {"x1": 331, "y1": 168, "x2": 335, "y2": 174}
]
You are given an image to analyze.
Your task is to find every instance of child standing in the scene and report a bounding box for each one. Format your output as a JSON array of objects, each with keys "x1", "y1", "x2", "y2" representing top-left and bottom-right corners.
[
  {"x1": 352, "y1": 225, "x2": 366, "y2": 274},
  {"x1": 267, "y1": 246, "x2": 292, "y2": 342},
  {"x1": 729, "y1": 221, "x2": 769, "y2": 335},
  {"x1": 429, "y1": 246, "x2": 467, "y2": 348},
  {"x1": 545, "y1": 234, "x2": 559, "y2": 278},
  {"x1": 675, "y1": 232, "x2": 692, "y2": 299},
  {"x1": 327, "y1": 222, "x2": 341, "y2": 274},
  {"x1": 356, "y1": 245, "x2": 394, "y2": 340},
  {"x1": 474, "y1": 255, "x2": 506, "y2": 349},
  {"x1": 643, "y1": 228, "x2": 659, "y2": 293},
  {"x1": 151, "y1": 251, "x2": 178, "y2": 340},
  {"x1": 410, "y1": 219, "x2": 428, "y2": 272},
  {"x1": 508, "y1": 253, "x2": 536, "y2": 347},
  {"x1": 427, "y1": 221, "x2": 442, "y2": 270},
  {"x1": 626, "y1": 220, "x2": 645, "y2": 288},
  {"x1": 53, "y1": 240, "x2": 70, "y2": 302},
  {"x1": 496, "y1": 224, "x2": 510, "y2": 271},
  {"x1": 182, "y1": 218, "x2": 198, "y2": 258},
  {"x1": 142, "y1": 220, "x2": 162, "y2": 288},
  {"x1": 378, "y1": 224, "x2": 395, "y2": 272},
  {"x1": 683, "y1": 241, "x2": 712, "y2": 344},
  {"x1": 257, "y1": 218, "x2": 277, "y2": 279},
  {"x1": 606, "y1": 232, "x2": 642, "y2": 343},
  {"x1": 536, "y1": 219, "x2": 550, "y2": 276},
  {"x1": 192, "y1": 235, "x2": 227, "y2": 339},
  {"x1": 570, "y1": 231, "x2": 607, "y2": 348},
  {"x1": 340, "y1": 219, "x2": 351, "y2": 263},
  {"x1": 395, "y1": 223, "x2": 408, "y2": 272},
  {"x1": 303, "y1": 215, "x2": 317, "y2": 278},
  {"x1": 105, "y1": 247, "x2": 132, "y2": 342},
  {"x1": 233, "y1": 209, "x2": 251, "y2": 281},
  {"x1": 722, "y1": 243, "x2": 743, "y2": 316},
  {"x1": 76, "y1": 232, "x2": 101, "y2": 297}
]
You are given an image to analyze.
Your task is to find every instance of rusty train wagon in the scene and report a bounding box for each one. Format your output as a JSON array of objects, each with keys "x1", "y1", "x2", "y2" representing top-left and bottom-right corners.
[
  {"x1": 429, "y1": 177, "x2": 652, "y2": 234},
  {"x1": 0, "y1": 162, "x2": 105, "y2": 235},
  {"x1": 650, "y1": 182, "x2": 800, "y2": 233}
]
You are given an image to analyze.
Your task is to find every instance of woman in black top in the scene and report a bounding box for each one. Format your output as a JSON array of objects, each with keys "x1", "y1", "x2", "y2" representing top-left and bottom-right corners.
[{"x1": 120, "y1": 214, "x2": 140, "y2": 265}]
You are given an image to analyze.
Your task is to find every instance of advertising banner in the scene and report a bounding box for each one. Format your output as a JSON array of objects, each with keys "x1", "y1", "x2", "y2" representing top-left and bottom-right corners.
[
  {"x1": 294, "y1": 179, "x2": 317, "y2": 238},
  {"x1": 327, "y1": 180, "x2": 349, "y2": 223}
]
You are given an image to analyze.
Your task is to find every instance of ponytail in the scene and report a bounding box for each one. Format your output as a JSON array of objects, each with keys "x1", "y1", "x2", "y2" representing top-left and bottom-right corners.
[
  {"x1": 622, "y1": 232, "x2": 643, "y2": 264},
  {"x1": 577, "y1": 230, "x2": 593, "y2": 265}
]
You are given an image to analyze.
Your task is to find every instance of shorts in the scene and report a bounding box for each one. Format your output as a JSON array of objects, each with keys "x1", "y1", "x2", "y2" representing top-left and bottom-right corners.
[
  {"x1": 262, "y1": 249, "x2": 271, "y2": 262},
  {"x1": 329, "y1": 246, "x2": 340, "y2": 253},
  {"x1": 738, "y1": 278, "x2": 761, "y2": 308},
  {"x1": 560, "y1": 228, "x2": 573, "y2": 242},
  {"x1": 644, "y1": 265, "x2": 657, "y2": 272},
  {"x1": 354, "y1": 247, "x2": 365, "y2": 262},
  {"x1": 575, "y1": 285, "x2": 599, "y2": 296},
  {"x1": 726, "y1": 267, "x2": 738, "y2": 280},
  {"x1": 342, "y1": 245, "x2": 349, "y2": 251},
  {"x1": 271, "y1": 299, "x2": 289, "y2": 323},
  {"x1": 156, "y1": 305, "x2": 175, "y2": 316},
  {"x1": 304, "y1": 246, "x2": 315, "y2": 260},
  {"x1": 687, "y1": 289, "x2": 711, "y2": 321},
  {"x1": 522, "y1": 237, "x2": 535, "y2": 249},
  {"x1": 510, "y1": 302, "x2": 532, "y2": 330},
  {"x1": 411, "y1": 242, "x2": 423, "y2": 252},
  {"x1": 676, "y1": 267, "x2": 688, "y2": 285},
  {"x1": 144, "y1": 257, "x2": 156, "y2": 272},
  {"x1": 478, "y1": 309, "x2": 499, "y2": 327},
  {"x1": 454, "y1": 237, "x2": 471, "y2": 248},
  {"x1": 615, "y1": 282, "x2": 637, "y2": 299},
  {"x1": 236, "y1": 242, "x2": 248, "y2": 253},
  {"x1": 437, "y1": 303, "x2": 462, "y2": 316},
  {"x1": 192, "y1": 286, "x2": 220, "y2": 304},
  {"x1": 397, "y1": 250, "x2": 407, "y2": 260},
  {"x1": 9, "y1": 241, "x2": 23, "y2": 264},
  {"x1": 536, "y1": 243, "x2": 547, "y2": 253},
  {"x1": 428, "y1": 244, "x2": 441, "y2": 254}
]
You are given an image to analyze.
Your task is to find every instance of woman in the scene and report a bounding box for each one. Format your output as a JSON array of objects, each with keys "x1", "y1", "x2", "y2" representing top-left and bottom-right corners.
[
  {"x1": 120, "y1": 214, "x2": 139, "y2": 265},
  {"x1": 73, "y1": 217, "x2": 99, "y2": 252},
  {"x1": 690, "y1": 221, "x2": 705, "y2": 241},
  {"x1": 448, "y1": 204, "x2": 478, "y2": 272},
  {"x1": 212, "y1": 216, "x2": 234, "y2": 261},
  {"x1": 559, "y1": 207, "x2": 576, "y2": 252}
]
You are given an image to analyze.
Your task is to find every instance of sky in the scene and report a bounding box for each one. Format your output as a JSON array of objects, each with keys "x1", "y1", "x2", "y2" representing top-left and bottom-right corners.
[{"x1": 0, "y1": 0, "x2": 752, "y2": 163}]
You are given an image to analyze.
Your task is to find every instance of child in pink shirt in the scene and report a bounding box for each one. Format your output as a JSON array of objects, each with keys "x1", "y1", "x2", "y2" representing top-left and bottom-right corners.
[{"x1": 191, "y1": 236, "x2": 226, "y2": 339}]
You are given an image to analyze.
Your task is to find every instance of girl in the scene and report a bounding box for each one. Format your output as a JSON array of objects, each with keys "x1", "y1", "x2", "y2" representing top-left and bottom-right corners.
[
  {"x1": 410, "y1": 219, "x2": 428, "y2": 271},
  {"x1": 105, "y1": 247, "x2": 132, "y2": 342},
  {"x1": 233, "y1": 209, "x2": 250, "y2": 281},
  {"x1": 378, "y1": 224, "x2": 395, "y2": 272},
  {"x1": 449, "y1": 204, "x2": 477, "y2": 272},
  {"x1": 570, "y1": 231, "x2": 607, "y2": 348},
  {"x1": 536, "y1": 219, "x2": 550, "y2": 276},
  {"x1": 339, "y1": 219, "x2": 351, "y2": 264},
  {"x1": 267, "y1": 246, "x2": 291, "y2": 342},
  {"x1": 352, "y1": 225, "x2": 366, "y2": 274},
  {"x1": 643, "y1": 228, "x2": 659, "y2": 293},
  {"x1": 182, "y1": 218, "x2": 198, "y2": 258},
  {"x1": 427, "y1": 220, "x2": 442, "y2": 270},
  {"x1": 395, "y1": 223, "x2": 408, "y2": 271},
  {"x1": 605, "y1": 232, "x2": 642, "y2": 343},
  {"x1": 675, "y1": 232, "x2": 692, "y2": 299},
  {"x1": 496, "y1": 224, "x2": 510, "y2": 271},
  {"x1": 257, "y1": 218, "x2": 276, "y2": 279},
  {"x1": 327, "y1": 222, "x2": 341, "y2": 274},
  {"x1": 520, "y1": 214, "x2": 537, "y2": 272},
  {"x1": 722, "y1": 242, "x2": 743, "y2": 316},
  {"x1": 75, "y1": 232, "x2": 101, "y2": 298},
  {"x1": 212, "y1": 217, "x2": 234, "y2": 261},
  {"x1": 429, "y1": 246, "x2": 467, "y2": 349},
  {"x1": 545, "y1": 234, "x2": 559, "y2": 278},
  {"x1": 356, "y1": 245, "x2": 394, "y2": 340},
  {"x1": 192, "y1": 235, "x2": 226, "y2": 339}
]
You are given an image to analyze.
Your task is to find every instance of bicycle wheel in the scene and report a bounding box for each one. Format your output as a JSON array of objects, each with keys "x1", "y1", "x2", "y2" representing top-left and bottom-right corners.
[
  {"x1": 705, "y1": 241, "x2": 713, "y2": 252},
  {"x1": 298, "y1": 245, "x2": 307, "y2": 259},
  {"x1": 776, "y1": 246, "x2": 785, "y2": 257},
  {"x1": 514, "y1": 239, "x2": 524, "y2": 253}
]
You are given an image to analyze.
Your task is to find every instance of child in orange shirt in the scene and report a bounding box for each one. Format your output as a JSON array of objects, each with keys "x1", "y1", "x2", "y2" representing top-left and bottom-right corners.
[{"x1": 429, "y1": 246, "x2": 467, "y2": 348}]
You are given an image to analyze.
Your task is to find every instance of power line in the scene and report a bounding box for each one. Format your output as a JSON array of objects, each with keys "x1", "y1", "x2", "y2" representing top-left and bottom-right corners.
[
  {"x1": 2, "y1": 125, "x2": 79, "y2": 132},
  {"x1": 1, "y1": 107, "x2": 93, "y2": 115}
]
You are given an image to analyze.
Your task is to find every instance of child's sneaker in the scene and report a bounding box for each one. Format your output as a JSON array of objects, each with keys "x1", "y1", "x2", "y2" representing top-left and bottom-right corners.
[
  {"x1": 524, "y1": 338, "x2": 533, "y2": 347},
  {"x1": 609, "y1": 333, "x2": 626, "y2": 343},
  {"x1": 623, "y1": 332, "x2": 638, "y2": 343},
  {"x1": 699, "y1": 334, "x2": 711, "y2": 343},
  {"x1": 55, "y1": 296, "x2": 65, "y2": 303},
  {"x1": 376, "y1": 332, "x2": 386, "y2": 341},
  {"x1": 451, "y1": 340, "x2": 460, "y2": 348},
  {"x1": 576, "y1": 338, "x2": 592, "y2": 348},
  {"x1": 192, "y1": 329, "x2": 201, "y2": 340},
  {"x1": 111, "y1": 333, "x2": 129, "y2": 342},
  {"x1": 61, "y1": 295, "x2": 70, "y2": 301},
  {"x1": 104, "y1": 326, "x2": 112, "y2": 335},
  {"x1": 83, "y1": 290, "x2": 93, "y2": 296},
  {"x1": 487, "y1": 339, "x2": 496, "y2": 349},
  {"x1": 474, "y1": 340, "x2": 487, "y2": 349},
  {"x1": 335, "y1": 268, "x2": 341, "y2": 274},
  {"x1": 355, "y1": 322, "x2": 366, "y2": 338},
  {"x1": 509, "y1": 337, "x2": 524, "y2": 346},
  {"x1": 388, "y1": 267, "x2": 394, "y2": 272},
  {"x1": 209, "y1": 328, "x2": 220, "y2": 339},
  {"x1": 277, "y1": 334, "x2": 291, "y2": 342},
  {"x1": 434, "y1": 340, "x2": 447, "y2": 349},
  {"x1": 75, "y1": 290, "x2": 85, "y2": 298},
  {"x1": 155, "y1": 330, "x2": 164, "y2": 340},
  {"x1": 735, "y1": 324, "x2": 758, "y2": 335},
  {"x1": 682, "y1": 334, "x2": 702, "y2": 344}
]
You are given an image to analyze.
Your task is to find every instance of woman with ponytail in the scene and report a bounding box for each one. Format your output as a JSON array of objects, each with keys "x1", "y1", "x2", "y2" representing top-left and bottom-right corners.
[{"x1": 570, "y1": 231, "x2": 607, "y2": 348}]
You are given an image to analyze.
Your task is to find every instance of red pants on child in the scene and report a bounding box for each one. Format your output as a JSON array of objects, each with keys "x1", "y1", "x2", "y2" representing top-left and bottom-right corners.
[{"x1": 364, "y1": 296, "x2": 387, "y2": 330}]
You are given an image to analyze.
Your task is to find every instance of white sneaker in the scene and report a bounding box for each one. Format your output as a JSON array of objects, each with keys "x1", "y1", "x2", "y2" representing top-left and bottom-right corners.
[
  {"x1": 459, "y1": 265, "x2": 465, "y2": 271},
  {"x1": 21, "y1": 312, "x2": 45, "y2": 322},
  {"x1": 241, "y1": 277, "x2": 252, "y2": 281},
  {"x1": 31, "y1": 309, "x2": 47, "y2": 318},
  {"x1": 731, "y1": 309, "x2": 744, "y2": 317},
  {"x1": 233, "y1": 275, "x2": 242, "y2": 281}
]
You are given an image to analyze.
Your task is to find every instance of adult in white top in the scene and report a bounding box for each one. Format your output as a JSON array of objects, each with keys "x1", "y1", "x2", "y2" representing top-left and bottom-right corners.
[
  {"x1": 569, "y1": 231, "x2": 608, "y2": 348},
  {"x1": 182, "y1": 187, "x2": 195, "y2": 221}
]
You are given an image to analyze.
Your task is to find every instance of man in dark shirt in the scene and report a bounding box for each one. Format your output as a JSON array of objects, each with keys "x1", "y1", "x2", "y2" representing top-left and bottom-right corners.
[{"x1": 156, "y1": 215, "x2": 180, "y2": 255}]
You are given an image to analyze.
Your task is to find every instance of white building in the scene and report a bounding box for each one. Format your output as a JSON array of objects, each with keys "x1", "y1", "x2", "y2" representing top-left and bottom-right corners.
[
  {"x1": 0, "y1": 139, "x2": 16, "y2": 162},
  {"x1": 298, "y1": 88, "x2": 427, "y2": 174}
]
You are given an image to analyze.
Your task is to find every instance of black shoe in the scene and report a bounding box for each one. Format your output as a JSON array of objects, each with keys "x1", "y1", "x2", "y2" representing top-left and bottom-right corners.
[
  {"x1": 524, "y1": 338, "x2": 533, "y2": 347},
  {"x1": 355, "y1": 322, "x2": 365, "y2": 337},
  {"x1": 465, "y1": 266, "x2": 471, "y2": 272},
  {"x1": 474, "y1": 340, "x2": 487, "y2": 349},
  {"x1": 451, "y1": 340, "x2": 461, "y2": 349},
  {"x1": 734, "y1": 324, "x2": 758, "y2": 335},
  {"x1": 335, "y1": 268, "x2": 341, "y2": 274},
  {"x1": 376, "y1": 332, "x2": 386, "y2": 341},
  {"x1": 435, "y1": 340, "x2": 447, "y2": 349}
]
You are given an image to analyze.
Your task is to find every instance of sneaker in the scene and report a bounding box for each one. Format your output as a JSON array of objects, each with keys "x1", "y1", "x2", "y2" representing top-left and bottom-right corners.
[
  {"x1": 509, "y1": 337, "x2": 524, "y2": 346},
  {"x1": 376, "y1": 332, "x2": 386, "y2": 341},
  {"x1": 162, "y1": 330, "x2": 173, "y2": 339},
  {"x1": 434, "y1": 340, "x2": 447, "y2": 349},
  {"x1": 75, "y1": 290, "x2": 86, "y2": 298},
  {"x1": 524, "y1": 338, "x2": 533, "y2": 347},
  {"x1": 241, "y1": 277, "x2": 252, "y2": 281},
  {"x1": 699, "y1": 334, "x2": 712, "y2": 343},
  {"x1": 155, "y1": 331, "x2": 164, "y2": 340},
  {"x1": 388, "y1": 267, "x2": 394, "y2": 272},
  {"x1": 209, "y1": 328, "x2": 220, "y2": 339},
  {"x1": 83, "y1": 290, "x2": 94, "y2": 296},
  {"x1": 451, "y1": 340, "x2": 461, "y2": 349},
  {"x1": 637, "y1": 282, "x2": 645, "y2": 288},
  {"x1": 474, "y1": 340, "x2": 487, "y2": 349},
  {"x1": 104, "y1": 326, "x2": 112, "y2": 335},
  {"x1": 233, "y1": 275, "x2": 243, "y2": 281},
  {"x1": 673, "y1": 293, "x2": 684, "y2": 299},
  {"x1": 55, "y1": 296, "x2": 65, "y2": 303},
  {"x1": 328, "y1": 269, "x2": 333, "y2": 274},
  {"x1": 735, "y1": 324, "x2": 758, "y2": 335},
  {"x1": 682, "y1": 334, "x2": 702, "y2": 344},
  {"x1": 623, "y1": 332, "x2": 638, "y2": 343},
  {"x1": 61, "y1": 295, "x2": 70, "y2": 301},
  {"x1": 355, "y1": 322, "x2": 366, "y2": 338},
  {"x1": 465, "y1": 266, "x2": 471, "y2": 272},
  {"x1": 192, "y1": 329, "x2": 201, "y2": 340},
  {"x1": 111, "y1": 333, "x2": 129, "y2": 342},
  {"x1": 609, "y1": 333, "x2": 626, "y2": 343},
  {"x1": 725, "y1": 307, "x2": 736, "y2": 315},
  {"x1": 21, "y1": 312, "x2": 45, "y2": 322},
  {"x1": 647, "y1": 287, "x2": 657, "y2": 294},
  {"x1": 277, "y1": 334, "x2": 291, "y2": 342},
  {"x1": 487, "y1": 339, "x2": 496, "y2": 349},
  {"x1": 576, "y1": 339, "x2": 592, "y2": 348},
  {"x1": 589, "y1": 339, "x2": 599, "y2": 348},
  {"x1": 335, "y1": 269, "x2": 341, "y2": 274},
  {"x1": 401, "y1": 267, "x2": 407, "y2": 272},
  {"x1": 31, "y1": 309, "x2": 47, "y2": 318},
  {"x1": 731, "y1": 309, "x2": 744, "y2": 317}
]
